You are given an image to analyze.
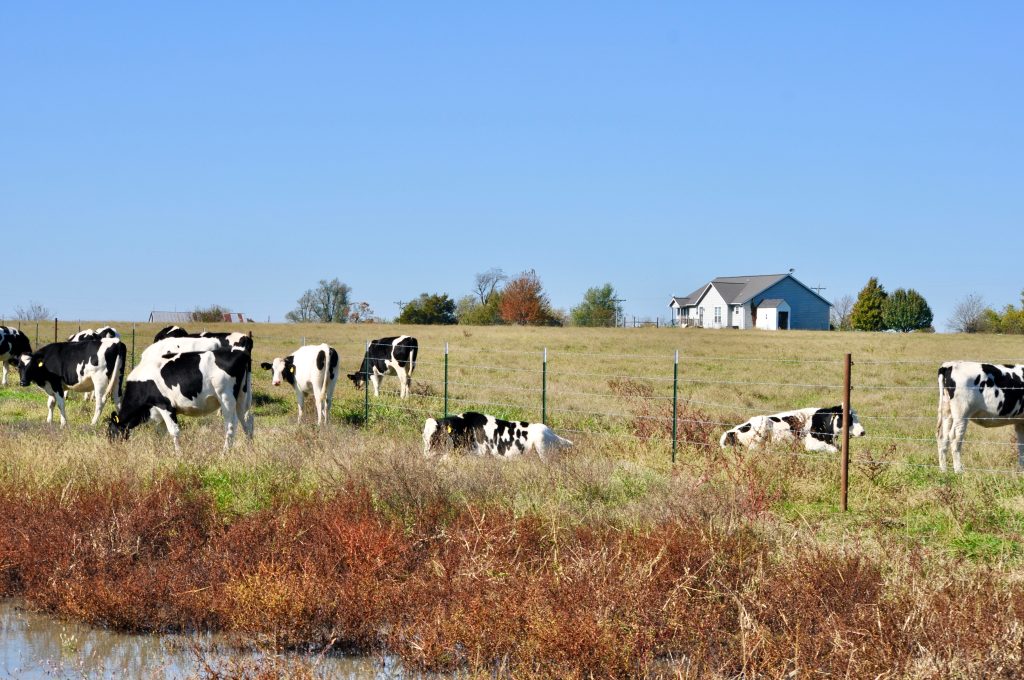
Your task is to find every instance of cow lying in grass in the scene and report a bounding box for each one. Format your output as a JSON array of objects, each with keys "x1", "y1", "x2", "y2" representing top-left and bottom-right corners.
[
  {"x1": 423, "y1": 411, "x2": 573, "y2": 461},
  {"x1": 937, "y1": 361, "x2": 1024, "y2": 473},
  {"x1": 720, "y1": 406, "x2": 865, "y2": 453}
]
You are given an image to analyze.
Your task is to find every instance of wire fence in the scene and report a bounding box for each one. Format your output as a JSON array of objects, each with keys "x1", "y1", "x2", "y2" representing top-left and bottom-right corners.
[{"x1": 6, "y1": 320, "x2": 1024, "y2": 492}]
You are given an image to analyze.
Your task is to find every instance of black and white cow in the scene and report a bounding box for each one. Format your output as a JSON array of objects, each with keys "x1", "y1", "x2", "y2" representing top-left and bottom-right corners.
[
  {"x1": 108, "y1": 349, "x2": 253, "y2": 451},
  {"x1": 348, "y1": 336, "x2": 417, "y2": 399},
  {"x1": 140, "y1": 336, "x2": 224, "y2": 365},
  {"x1": 720, "y1": 406, "x2": 865, "y2": 453},
  {"x1": 260, "y1": 344, "x2": 339, "y2": 425},
  {"x1": 0, "y1": 326, "x2": 31, "y2": 387},
  {"x1": 422, "y1": 411, "x2": 573, "y2": 461},
  {"x1": 153, "y1": 326, "x2": 253, "y2": 354},
  {"x1": 937, "y1": 361, "x2": 1024, "y2": 473},
  {"x1": 66, "y1": 327, "x2": 120, "y2": 401},
  {"x1": 68, "y1": 326, "x2": 120, "y2": 342},
  {"x1": 17, "y1": 338, "x2": 126, "y2": 426}
]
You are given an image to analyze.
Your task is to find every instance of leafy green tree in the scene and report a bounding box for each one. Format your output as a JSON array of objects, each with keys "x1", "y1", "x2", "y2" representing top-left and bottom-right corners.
[
  {"x1": 881, "y1": 288, "x2": 933, "y2": 332},
  {"x1": 398, "y1": 293, "x2": 457, "y2": 325},
  {"x1": 457, "y1": 293, "x2": 503, "y2": 325},
  {"x1": 850, "y1": 277, "x2": 888, "y2": 331},
  {"x1": 286, "y1": 279, "x2": 351, "y2": 323},
  {"x1": 570, "y1": 284, "x2": 623, "y2": 327}
]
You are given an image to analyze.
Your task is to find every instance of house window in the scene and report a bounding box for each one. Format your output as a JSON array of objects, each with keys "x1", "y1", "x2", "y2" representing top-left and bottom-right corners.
[{"x1": 714, "y1": 307, "x2": 722, "y2": 324}]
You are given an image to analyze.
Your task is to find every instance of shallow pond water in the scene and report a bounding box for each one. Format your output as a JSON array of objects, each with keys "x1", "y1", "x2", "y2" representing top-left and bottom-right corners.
[{"x1": 0, "y1": 599, "x2": 405, "y2": 678}]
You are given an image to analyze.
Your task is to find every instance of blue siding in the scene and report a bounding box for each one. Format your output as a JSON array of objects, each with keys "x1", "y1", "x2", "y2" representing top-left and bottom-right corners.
[{"x1": 750, "y1": 278, "x2": 830, "y2": 330}]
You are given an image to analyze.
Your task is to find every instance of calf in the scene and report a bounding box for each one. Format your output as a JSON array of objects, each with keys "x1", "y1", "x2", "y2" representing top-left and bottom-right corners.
[
  {"x1": 108, "y1": 349, "x2": 253, "y2": 451},
  {"x1": 0, "y1": 326, "x2": 31, "y2": 387},
  {"x1": 720, "y1": 406, "x2": 865, "y2": 453},
  {"x1": 937, "y1": 361, "x2": 1024, "y2": 473},
  {"x1": 68, "y1": 326, "x2": 120, "y2": 342},
  {"x1": 17, "y1": 338, "x2": 126, "y2": 426},
  {"x1": 422, "y1": 411, "x2": 573, "y2": 461},
  {"x1": 153, "y1": 326, "x2": 253, "y2": 353},
  {"x1": 348, "y1": 336, "x2": 417, "y2": 399},
  {"x1": 261, "y1": 344, "x2": 339, "y2": 425}
]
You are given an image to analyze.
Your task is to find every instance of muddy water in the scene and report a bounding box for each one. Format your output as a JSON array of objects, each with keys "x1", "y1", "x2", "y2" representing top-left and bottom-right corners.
[{"x1": 0, "y1": 599, "x2": 404, "y2": 678}]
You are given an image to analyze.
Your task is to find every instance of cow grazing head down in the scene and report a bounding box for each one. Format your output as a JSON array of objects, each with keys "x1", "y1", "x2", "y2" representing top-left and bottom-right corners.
[
  {"x1": 260, "y1": 357, "x2": 296, "y2": 387},
  {"x1": 107, "y1": 412, "x2": 129, "y2": 441}
]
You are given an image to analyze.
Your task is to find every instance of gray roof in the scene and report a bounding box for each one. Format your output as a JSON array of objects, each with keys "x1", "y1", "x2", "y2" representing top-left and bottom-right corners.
[
  {"x1": 672, "y1": 274, "x2": 790, "y2": 307},
  {"x1": 757, "y1": 298, "x2": 786, "y2": 309}
]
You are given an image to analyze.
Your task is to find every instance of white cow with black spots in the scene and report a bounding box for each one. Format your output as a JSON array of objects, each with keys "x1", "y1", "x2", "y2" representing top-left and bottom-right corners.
[
  {"x1": 720, "y1": 406, "x2": 865, "y2": 453},
  {"x1": 937, "y1": 361, "x2": 1024, "y2": 473},
  {"x1": 261, "y1": 344, "x2": 339, "y2": 425}
]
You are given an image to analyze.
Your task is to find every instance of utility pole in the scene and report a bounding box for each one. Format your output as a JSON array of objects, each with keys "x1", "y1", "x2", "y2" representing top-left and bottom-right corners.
[
  {"x1": 609, "y1": 298, "x2": 626, "y2": 327},
  {"x1": 811, "y1": 285, "x2": 827, "y2": 296}
]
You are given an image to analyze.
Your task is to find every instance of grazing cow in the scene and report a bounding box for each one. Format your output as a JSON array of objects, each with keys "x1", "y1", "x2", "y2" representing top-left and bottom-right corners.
[
  {"x1": 140, "y1": 336, "x2": 224, "y2": 365},
  {"x1": 260, "y1": 344, "x2": 339, "y2": 425},
  {"x1": 422, "y1": 411, "x2": 573, "y2": 461},
  {"x1": 937, "y1": 361, "x2": 1024, "y2": 473},
  {"x1": 68, "y1": 326, "x2": 120, "y2": 342},
  {"x1": 348, "y1": 336, "x2": 417, "y2": 399},
  {"x1": 153, "y1": 326, "x2": 253, "y2": 353},
  {"x1": 108, "y1": 349, "x2": 253, "y2": 451},
  {"x1": 0, "y1": 326, "x2": 31, "y2": 387},
  {"x1": 17, "y1": 338, "x2": 126, "y2": 426},
  {"x1": 720, "y1": 406, "x2": 865, "y2": 453}
]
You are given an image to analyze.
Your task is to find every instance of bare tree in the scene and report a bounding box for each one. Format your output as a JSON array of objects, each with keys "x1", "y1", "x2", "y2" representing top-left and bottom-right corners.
[
  {"x1": 473, "y1": 268, "x2": 507, "y2": 304},
  {"x1": 13, "y1": 301, "x2": 51, "y2": 321},
  {"x1": 947, "y1": 293, "x2": 987, "y2": 333},
  {"x1": 830, "y1": 294, "x2": 854, "y2": 330},
  {"x1": 286, "y1": 279, "x2": 352, "y2": 323}
]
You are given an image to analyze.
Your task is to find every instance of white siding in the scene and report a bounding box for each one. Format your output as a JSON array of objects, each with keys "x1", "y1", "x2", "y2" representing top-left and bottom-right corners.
[
  {"x1": 696, "y1": 286, "x2": 729, "y2": 329},
  {"x1": 756, "y1": 301, "x2": 791, "y2": 331}
]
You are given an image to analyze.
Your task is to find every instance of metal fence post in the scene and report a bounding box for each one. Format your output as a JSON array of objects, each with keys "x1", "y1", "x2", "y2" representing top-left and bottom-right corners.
[
  {"x1": 53, "y1": 318, "x2": 57, "y2": 342},
  {"x1": 35, "y1": 322, "x2": 39, "y2": 346},
  {"x1": 363, "y1": 340, "x2": 370, "y2": 427},
  {"x1": 444, "y1": 342, "x2": 449, "y2": 418},
  {"x1": 841, "y1": 353, "x2": 852, "y2": 512},
  {"x1": 131, "y1": 324, "x2": 137, "y2": 370},
  {"x1": 542, "y1": 347, "x2": 547, "y2": 425},
  {"x1": 672, "y1": 350, "x2": 679, "y2": 464}
]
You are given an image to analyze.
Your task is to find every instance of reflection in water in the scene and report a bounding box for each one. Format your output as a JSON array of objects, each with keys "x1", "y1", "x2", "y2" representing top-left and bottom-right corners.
[{"x1": 0, "y1": 599, "x2": 402, "y2": 678}]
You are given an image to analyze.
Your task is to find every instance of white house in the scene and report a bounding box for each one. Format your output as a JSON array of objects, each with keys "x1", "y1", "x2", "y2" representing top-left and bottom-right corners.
[{"x1": 669, "y1": 273, "x2": 831, "y2": 330}]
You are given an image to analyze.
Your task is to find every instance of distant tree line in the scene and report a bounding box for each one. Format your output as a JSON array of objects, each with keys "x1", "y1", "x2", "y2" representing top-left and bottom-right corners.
[
  {"x1": 285, "y1": 270, "x2": 625, "y2": 327},
  {"x1": 832, "y1": 277, "x2": 934, "y2": 332},
  {"x1": 948, "y1": 291, "x2": 1024, "y2": 334}
]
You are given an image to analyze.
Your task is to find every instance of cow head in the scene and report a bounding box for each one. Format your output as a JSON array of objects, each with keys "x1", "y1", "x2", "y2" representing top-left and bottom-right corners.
[
  {"x1": 816, "y1": 406, "x2": 866, "y2": 441},
  {"x1": 347, "y1": 371, "x2": 365, "y2": 389},
  {"x1": 260, "y1": 357, "x2": 294, "y2": 386},
  {"x1": 107, "y1": 412, "x2": 131, "y2": 441},
  {"x1": 17, "y1": 354, "x2": 40, "y2": 387}
]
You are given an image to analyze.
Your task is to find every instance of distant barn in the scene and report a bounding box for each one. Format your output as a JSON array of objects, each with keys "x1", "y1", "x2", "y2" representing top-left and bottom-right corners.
[{"x1": 148, "y1": 311, "x2": 249, "y2": 323}]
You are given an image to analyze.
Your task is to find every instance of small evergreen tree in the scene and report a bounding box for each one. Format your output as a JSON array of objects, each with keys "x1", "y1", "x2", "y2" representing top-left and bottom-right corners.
[
  {"x1": 850, "y1": 277, "x2": 888, "y2": 331},
  {"x1": 881, "y1": 288, "x2": 933, "y2": 332}
]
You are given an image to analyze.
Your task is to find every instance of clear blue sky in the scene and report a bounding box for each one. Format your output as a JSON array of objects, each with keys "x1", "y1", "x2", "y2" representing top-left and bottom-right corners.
[{"x1": 2, "y1": 3, "x2": 1021, "y2": 327}]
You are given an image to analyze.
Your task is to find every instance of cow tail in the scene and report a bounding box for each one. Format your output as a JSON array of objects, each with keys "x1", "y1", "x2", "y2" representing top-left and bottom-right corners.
[
  {"x1": 937, "y1": 368, "x2": 950, "y2": 440},
  {"x1": 103, "y1": 343, "x2": 126, "y2": 403},
  {"x1": 320, "y1": 345, "x2": 332, "y2": 400}
]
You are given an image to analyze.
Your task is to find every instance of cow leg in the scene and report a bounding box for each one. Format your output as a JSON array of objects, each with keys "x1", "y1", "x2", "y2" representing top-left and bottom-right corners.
[
  {"x1": 1, "y1": 363, "x2": 6, "y2": 386},
  {"x1": 237, "y1": 394, "x2": 254, "y2": 439},
  {"x1": 45, "y1": 394, "x2": 56, "y2": 423},
  {"x1": 1015, "y1": 423, "x2": 1024, "y2": 472},
  {"x1": 217, "y1": 392, "x2": 239, "y2": 449},
  {"x1": 294, "y1": 389, "x2": 304, "y2": 424},
  {"x1": 395, "y1": 366, "x2": 410, "y2": 399},
  {"x1": 156, "y1": 409, "x2": 181, "y2": 452},
  {"x1": 937, "y1": 417, "x2": 951, "y2": 472},
  {"x1": 370, "y1": 372, "x2": 382, "y2": 398},
  {"x1": 949, "y1": 417, "x2": 969, "y2": 474},
  {"x1": 53, "y1": 392, "x2": 68, "y2": 427}
]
